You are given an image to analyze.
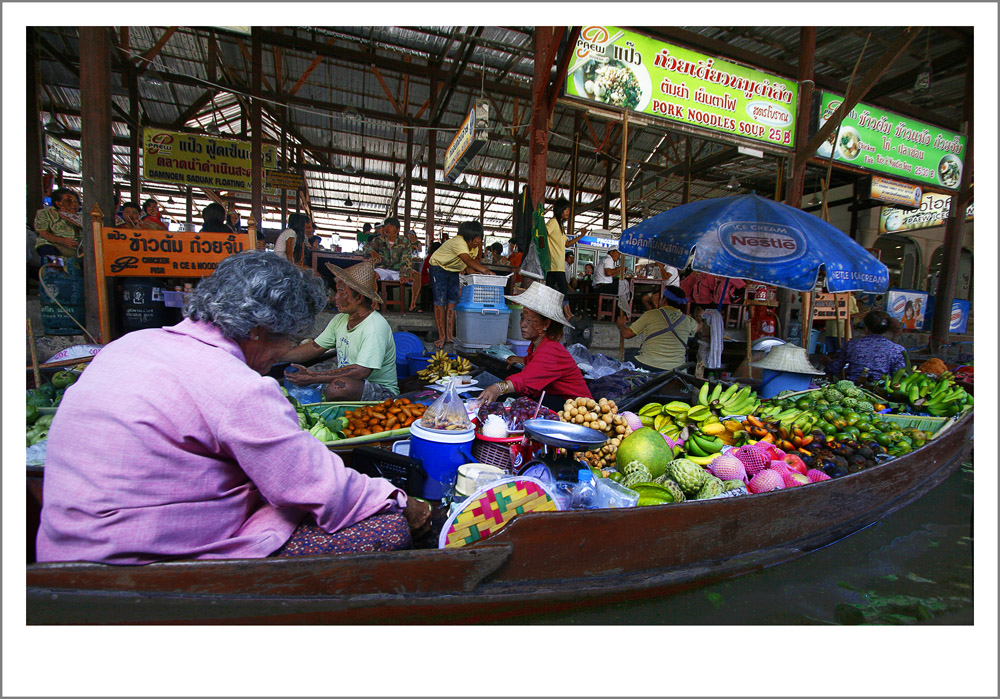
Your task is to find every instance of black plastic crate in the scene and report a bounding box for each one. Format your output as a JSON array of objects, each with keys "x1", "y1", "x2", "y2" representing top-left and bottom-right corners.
[{"x1": 349, "y1": 446, "x2": 427, "y2": 496}]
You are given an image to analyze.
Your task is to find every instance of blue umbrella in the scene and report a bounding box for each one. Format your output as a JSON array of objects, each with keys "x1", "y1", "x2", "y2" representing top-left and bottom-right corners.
[{"x1": 619, "y1": 193, "x2": 889, "y2": 293}]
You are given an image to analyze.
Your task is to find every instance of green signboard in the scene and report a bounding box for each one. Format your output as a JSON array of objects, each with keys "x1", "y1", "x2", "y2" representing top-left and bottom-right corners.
[
  {"x1": 564, "y1": 26, "x2": 798, "y2": 149},
  {"x1": 815, "y1": 91, "x2": 967, "y2": 190}
]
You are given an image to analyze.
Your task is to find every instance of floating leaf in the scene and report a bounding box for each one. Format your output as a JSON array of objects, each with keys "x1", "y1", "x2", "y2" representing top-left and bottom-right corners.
[
  {"x1": 906, "y1": 572, "x2": 935, "y2": 584},
  {"x1": 882, "y1": 574, "x2": 899, "y2": 582},
  {"x1": 837, "y1": 581, "x2": 863, "y2": 592},
  {"x1": 705, "y1": 591, "x2": 724, "y2": 609}
]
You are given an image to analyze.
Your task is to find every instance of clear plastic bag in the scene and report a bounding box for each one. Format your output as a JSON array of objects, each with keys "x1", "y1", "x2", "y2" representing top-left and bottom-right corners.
[{"x1": 421, "y1": 377, "x2": 473, "y2": 431}]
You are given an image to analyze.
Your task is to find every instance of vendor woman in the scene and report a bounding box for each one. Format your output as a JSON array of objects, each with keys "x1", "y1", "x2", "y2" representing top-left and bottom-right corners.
[
  {"x1": 478, "y1": 282, "x2": 591, "y2": 411},
  {"x1": 37, "y1": 251, "x2": 430, "y2": 564}
]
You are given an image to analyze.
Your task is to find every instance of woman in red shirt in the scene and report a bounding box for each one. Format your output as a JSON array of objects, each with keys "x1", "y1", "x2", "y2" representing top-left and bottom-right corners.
[{"x1": 478, "y1": 282, "x2": 591, "y2": 411}]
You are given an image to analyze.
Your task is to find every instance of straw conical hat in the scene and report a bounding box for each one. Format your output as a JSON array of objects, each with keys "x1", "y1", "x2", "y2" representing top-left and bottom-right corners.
[
  {"x1": 324, "y1": 260, "x2": 383, "y2": 304},
  {"x1": 750, "y1": 343, "x2": 824, "y2": 375},
  {"x1": 504, "y1": 281, "x2": 569, "y2": 326}
]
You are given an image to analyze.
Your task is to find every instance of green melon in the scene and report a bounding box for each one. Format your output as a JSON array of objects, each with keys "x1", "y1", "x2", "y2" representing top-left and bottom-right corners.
[{"x1": 616, "y1": 427, "x2": 671, "y2": 479}]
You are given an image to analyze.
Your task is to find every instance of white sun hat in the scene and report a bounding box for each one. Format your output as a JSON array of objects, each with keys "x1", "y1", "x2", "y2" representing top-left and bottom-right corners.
[
  {"x1": 750, "y1": 343, "x2": 824, "y2": 375},
  {"x1": 504, "y1": 281, "x2": 569, "y2": 326}
]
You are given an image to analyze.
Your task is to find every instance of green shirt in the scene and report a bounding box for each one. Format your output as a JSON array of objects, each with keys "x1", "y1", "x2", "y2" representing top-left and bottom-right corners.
[
  {"x1": 630, "y1": 307, "x2": 697, "y2": 371},
  {"x1": 315, "y1": 311, "x2": 398, "y2": 394},
  {"x1": 364, "y1": 234, "x2": 416, "y2": 274}
]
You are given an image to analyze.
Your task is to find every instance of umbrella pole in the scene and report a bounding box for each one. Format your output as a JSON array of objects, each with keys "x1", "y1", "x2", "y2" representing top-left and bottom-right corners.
[
  {"x1": 618, "y1": 109, "x2": 629, "y2": 362},
  {"x1": 801, "y1": 290, "x2": 814, "y2": 352}
]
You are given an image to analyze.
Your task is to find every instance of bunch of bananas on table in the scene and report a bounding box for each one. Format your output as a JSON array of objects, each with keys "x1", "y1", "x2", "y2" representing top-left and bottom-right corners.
[{"x1": 416, "y1": 351, "x2": 473, "y2": 382}]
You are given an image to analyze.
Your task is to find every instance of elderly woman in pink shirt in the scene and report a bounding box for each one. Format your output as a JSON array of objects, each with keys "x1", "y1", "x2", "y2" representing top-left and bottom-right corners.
[{"x1": 36, "y1": 251, "x2": 431, "y2": 564}]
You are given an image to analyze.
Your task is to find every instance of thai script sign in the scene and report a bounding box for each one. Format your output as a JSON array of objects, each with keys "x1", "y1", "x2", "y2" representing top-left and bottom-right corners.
[
  {"x1": 143, "y1": 128, "x2": 278, "y2": 193},
  {"x1": 265, "y1": 169, "x2": 305, "y2": 191},
  {"x1": 565, "y1": 26, "x2": 798, "y2": 148},
  {"x1": 44, "y1": 134, "x2": 81, "y2": 173},
  {"x1": 814, "y1": 92, "x2": 967, "y2": 190},
  {"x1": 101, "y1": 227, "x2": 252, "y2": 277},
  {"x1": 444, "y1": 100, "x2": 489, "y2": 182},
  {"x1": 867, "y1": 175, "x2": 922, "y2": 208},
  {"x1": 880, "y1": 191, "x2": 975, "y2": 234}
]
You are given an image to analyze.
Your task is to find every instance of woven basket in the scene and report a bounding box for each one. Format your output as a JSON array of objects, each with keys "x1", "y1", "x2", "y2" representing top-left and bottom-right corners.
[{"x1": 471, "y1": 433, "x2": 525, "y2": 472}]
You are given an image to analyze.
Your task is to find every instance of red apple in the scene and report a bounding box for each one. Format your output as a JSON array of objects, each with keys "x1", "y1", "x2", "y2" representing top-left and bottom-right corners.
[{"x1": 783, "y1": 454, "x2": 808, "y2": 475}]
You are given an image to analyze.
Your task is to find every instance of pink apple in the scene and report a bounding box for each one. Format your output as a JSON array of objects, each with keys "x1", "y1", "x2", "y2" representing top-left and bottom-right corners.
[{"x1": 782, "y1": 472, "x2": 811, "y2": 488}]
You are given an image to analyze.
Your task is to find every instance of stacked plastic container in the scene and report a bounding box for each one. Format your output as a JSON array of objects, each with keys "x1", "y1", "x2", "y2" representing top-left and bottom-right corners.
[{"x1": 454, "y1": 278, "x2": 510, "y2": 353}]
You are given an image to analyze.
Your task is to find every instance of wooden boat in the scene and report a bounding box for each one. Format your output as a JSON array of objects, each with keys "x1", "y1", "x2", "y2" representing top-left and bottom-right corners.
[{"x1": 26, "y1": 410, "x2": 973, "y2": 625}]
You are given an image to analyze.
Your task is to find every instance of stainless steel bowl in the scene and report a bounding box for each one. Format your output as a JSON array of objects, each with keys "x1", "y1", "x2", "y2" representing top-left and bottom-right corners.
[
  {"x1": 752, "y1": 337, "x2": 787, "y2": 353},
  {"x1": 522, "y1": 418, "x2": 607, "y2": 450}
]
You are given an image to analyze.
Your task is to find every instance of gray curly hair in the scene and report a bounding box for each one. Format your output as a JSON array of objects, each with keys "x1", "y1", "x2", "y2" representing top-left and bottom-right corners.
[{"x1": 185, "y1": 251, "x2": 327, "y2": 340}]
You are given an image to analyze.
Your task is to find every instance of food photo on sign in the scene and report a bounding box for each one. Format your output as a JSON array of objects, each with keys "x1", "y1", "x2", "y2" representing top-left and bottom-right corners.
[{"x1": 885, "y1": 289, "x2": 929, "y2": 331}]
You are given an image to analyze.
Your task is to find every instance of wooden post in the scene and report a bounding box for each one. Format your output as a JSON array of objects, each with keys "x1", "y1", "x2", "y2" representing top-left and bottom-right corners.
[
  {"x1": 79, "y1": 27, "x2": 114, "y2": 340},
  {"x1": 569, "y1": 111, "x2": 581, "y2": 232},
  {"x1": 618, "y1": 110, "x2": 629, "y2": 362},
  {"x1": 90, "y1": 204, "x2": 111, "y2": 343},
  {"x1": 27, "y1": 28, "x2": 44, "y2": 223},
  {"x1": 250, "y1": 28, "x2": 263, "y2": 231},
  {"x1": 603, "y1": 157, "x2": 612, "y2": 228},
  {"x1": 930, "y1": 42, "x2": 973, "y2": 352},
  {"x1": 426, "y1": 74, "x2": 437, "y2": 245},
  {"x1": 404, "y1": 125, "x2": 413, "y2": 236},
  {"x1": 27, "y1": 320, "x2": 42, "y2": 389},
  {"x1": 528, "y1": 27, "x2": 560, "y2": 208},
  {"x1": 280, "y1": 106, "x2": 288, "y2": 229},
  {"x1": 185, "y1": 186, "x2": 193, "y2": 225},
  {"x1": 128, "y1": 64, "x2": 141, "y2": 205}
]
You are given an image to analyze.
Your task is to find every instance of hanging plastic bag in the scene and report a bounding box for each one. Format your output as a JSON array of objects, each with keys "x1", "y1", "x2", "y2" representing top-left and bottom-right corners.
[
  {"x1": 520, "y1": 237, "x2": 545, "y2": 280},
  {"x1": 421, "y1": 377, "x2": 473, "y2": 431}
]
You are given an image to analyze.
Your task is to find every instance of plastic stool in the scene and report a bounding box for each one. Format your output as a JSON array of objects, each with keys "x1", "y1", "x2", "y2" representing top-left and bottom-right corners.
[{"x1": 597, "y1": 294, "x2": 618, "y2": 321}]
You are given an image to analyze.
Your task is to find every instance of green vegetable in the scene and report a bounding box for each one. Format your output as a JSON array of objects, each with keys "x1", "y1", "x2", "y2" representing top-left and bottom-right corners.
[
  {"x1": 27, "y1": 425, "x2": 48, "y2": 446},
  {"x1": 51, "y1": 371, "x2": 77, "y2": 389},
  {"x1": 297, "y1": 411, "x2": 309, "y2": 429},
  {"x1": 26, "y1": 391, "x2": 53, "y2": 408},
  {"x1": 37, "y1": 382, "x2": 57, "y2": 398},
  {"x1": 35, "y1": 414, "x2": 55, "y2": 429},
  {"x1": 325, "y1": 416, "x2": 348, "y2": 433},
  {"x1": 27, "y1": 404, "x2": 39, "y2": 425}
]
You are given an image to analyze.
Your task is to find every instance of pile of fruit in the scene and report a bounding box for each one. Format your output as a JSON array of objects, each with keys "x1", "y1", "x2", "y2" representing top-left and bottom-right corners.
[
  {"x1": 415, "y1": 351, "x2": 473, "y2": 382},
  {"x1": 479, "y1": 397, "x2": 559, "y2": 433},
  {"x1": 26, "y1": 370, "x2": 82, "y2": 446},
  {"x1": 864, "y1": 368, "x2": 973, "y2": 417},
  {"x1": 558, "y1": 396, "x2": 633, "y2": 471},
  {"x1": 344, "y1": 399, "x2": 427, "y2": 436}
]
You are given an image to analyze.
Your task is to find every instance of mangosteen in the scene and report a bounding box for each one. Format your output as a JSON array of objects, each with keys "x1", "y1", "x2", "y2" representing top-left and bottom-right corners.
[
  {"x1": 840, "y1": 445, "x2": 856, "y2": 458},
  {"x1": 799, "y1": 453, "x2": 817, "y2": 468},
  {"x1": 823, "y1": 462, "x2": 849, "y2": 478},
  {"x1": 847, "y1": 455, "x2": 867, "y2": 473},
  {"x1": 810, "y1": 430, "x2": 827, "y2": 445},
  {"x1": 832, "y1": 455, "x2": 849, "y2": 470},
  {"x1": 856, "y1": 447, "x2": 875, "y2": 461}
]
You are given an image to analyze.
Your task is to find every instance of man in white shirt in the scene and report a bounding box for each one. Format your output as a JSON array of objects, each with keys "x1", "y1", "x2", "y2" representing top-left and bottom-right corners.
[{"x1": 593, "y1": 248, "x2": 624, "y2": 295}]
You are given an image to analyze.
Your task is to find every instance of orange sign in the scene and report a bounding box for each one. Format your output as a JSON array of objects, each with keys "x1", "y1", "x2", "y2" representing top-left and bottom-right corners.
[{"x1": 101, "y1": 227, "x2": 254, "y2": 277}]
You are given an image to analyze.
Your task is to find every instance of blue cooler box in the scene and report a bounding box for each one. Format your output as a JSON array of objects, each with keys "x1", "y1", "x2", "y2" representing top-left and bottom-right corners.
[{"x1": 455, "y1": 303, "x2": 511, "y2": 347}]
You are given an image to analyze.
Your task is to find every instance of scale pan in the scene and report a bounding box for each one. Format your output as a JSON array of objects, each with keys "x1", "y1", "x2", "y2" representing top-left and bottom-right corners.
[{"x1": 522, "y1": 419, "x2": 607, "y2": 450}]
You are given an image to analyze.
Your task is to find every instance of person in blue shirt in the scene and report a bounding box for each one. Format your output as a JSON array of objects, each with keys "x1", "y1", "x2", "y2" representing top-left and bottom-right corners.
[{"x1": 825, "y1": 310, "x2": 906, "y2": 383}]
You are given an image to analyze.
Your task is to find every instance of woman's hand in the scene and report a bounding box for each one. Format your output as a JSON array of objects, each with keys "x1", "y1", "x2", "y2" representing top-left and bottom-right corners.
[
  {"x1": 479, "y1": 382, "x2": 504, "y2": 405},
  {"x1": 284, "y1": 364, "x2": 317, "y2": 385},
  {"x1": 402, "y1": 497, "x2": 432, "y2": 536},
  {"x1": 506, "y1": 355, "x2": 525, "y2": 367}
]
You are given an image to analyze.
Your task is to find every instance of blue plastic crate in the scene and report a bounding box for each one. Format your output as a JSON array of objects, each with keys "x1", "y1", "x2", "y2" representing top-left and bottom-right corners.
[{"x1": 459, "y1": 284, "x2": 506, "y2": 306}]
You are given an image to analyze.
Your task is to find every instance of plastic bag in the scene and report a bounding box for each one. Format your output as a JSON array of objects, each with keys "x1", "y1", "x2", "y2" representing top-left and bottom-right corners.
[
  {"x1": 520, "y1": 239, "x2": 545, "y2": 280},
  {"x1": 421, "y1": 377, "x2": 473, "y2": 431}
]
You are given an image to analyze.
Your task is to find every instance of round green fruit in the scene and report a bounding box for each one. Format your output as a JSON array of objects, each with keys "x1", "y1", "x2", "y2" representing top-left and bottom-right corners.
[{"x1": 616, "y1": 427, "x2": 671, "y2": 479}]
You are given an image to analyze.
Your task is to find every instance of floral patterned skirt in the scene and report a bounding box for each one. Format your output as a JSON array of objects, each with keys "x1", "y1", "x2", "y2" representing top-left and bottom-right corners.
[{"x1": 270, "y1": 513, "x2": 412, "y2": 557}]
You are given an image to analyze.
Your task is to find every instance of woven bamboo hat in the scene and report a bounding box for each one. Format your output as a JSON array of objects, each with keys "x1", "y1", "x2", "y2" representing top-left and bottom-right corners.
[
  {"x1": 751, "y1": 343, "x2": 824, "y2": 375},
  {"x1": 504, "y1": 281, "x2": 569, "y2": 326},
  {"x1": 324, "y1": 260, "x2": 383, "y2": 304}
]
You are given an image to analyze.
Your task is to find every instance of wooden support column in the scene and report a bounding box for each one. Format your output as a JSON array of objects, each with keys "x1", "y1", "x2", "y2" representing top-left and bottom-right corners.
[
  {"x1": 404, "y1": 125, "x2": 413, "y2": 235},
  {"x1": 426, "y1": 72, "x2": 437, "y2": 245},
  {"x1": 513, "y1": 140, "x2": 522, "y2": 203},
  {"x1": 528, "y1": 27, "x2": 561, "y2": 208},
  {"x1": 250, "y1": 28, "x2": 263, "y2": 230},
  {"x1": 603, "y1": 157, "x2": 612, "y2": 228},
  {"x1": 280, "y1": 106, "x2": 288, "y2": 228},
  {"x1": 128, "y1": 64, "x2": 141, "y2": 205},
  {"x1": 79, "y1": 27, "x2": 114, "y2": 339},
  {"x1": 569, "y1": 111, "x2": 581, "y2": 232},
  {"x1": 27, "y1": 28, "x2": 44, "y2": 221},
  {"x1": 185, "y1": 186, "x2": 193, "y2": 224},
  {"x1": 780, "y1": 26, "x2": 816, "y2": 342},
  {"x1": 930, "y1": 43, "x2": 974, "y2": 352}
]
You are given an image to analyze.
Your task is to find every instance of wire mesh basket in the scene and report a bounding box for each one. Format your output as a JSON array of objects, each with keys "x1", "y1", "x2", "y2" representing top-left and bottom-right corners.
[
  {"x1": 460, "y1": 273, "x2": 510, "y2": 288},
  {"x1": 460, "y1": 284, "x2": 506, "y2": 305}
]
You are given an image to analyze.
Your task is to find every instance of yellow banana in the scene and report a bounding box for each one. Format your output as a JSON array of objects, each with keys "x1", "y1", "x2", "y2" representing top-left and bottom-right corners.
[{"x1": 685, "y1": 453, "x2": 717, "y2": 466}]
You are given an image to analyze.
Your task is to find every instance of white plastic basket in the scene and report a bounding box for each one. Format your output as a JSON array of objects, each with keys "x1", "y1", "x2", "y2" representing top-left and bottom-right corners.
[{"x1": 460, "y1": 274, "x2": 510, "y2": 288}]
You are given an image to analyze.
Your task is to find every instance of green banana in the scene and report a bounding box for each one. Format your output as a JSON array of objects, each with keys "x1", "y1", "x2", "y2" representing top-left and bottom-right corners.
[
  {"x1": 684, "y1": 437, "x2": 708, "y2": 457},
  {"x1": 718, "y1": 383, "x2": 739, "y2": 405},
  {"x1": 691, "y1": 432, "x2": 724, "y2": 454},
  {"x1": 907, "y1": 383, "x2": 920, "y2": 404},
  {"x1": 698, "y1": 382, "x2": 711, "y2": 406},
  {"x1": 709, "y1": 383, "x2": 723, "y2": 404}
]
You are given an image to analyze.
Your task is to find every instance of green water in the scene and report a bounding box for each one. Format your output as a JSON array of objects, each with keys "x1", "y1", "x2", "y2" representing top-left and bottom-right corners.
[{"x1": 522, "y1": 460, "x2": 974, "y2": 625}]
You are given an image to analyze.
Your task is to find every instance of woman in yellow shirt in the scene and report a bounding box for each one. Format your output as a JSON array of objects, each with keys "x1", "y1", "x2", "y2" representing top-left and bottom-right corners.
[
  {"x1": 545, "y1": 196, "x2": 588, "y2": 320},
  {"x1": 428, "y1": 220, "x2": 493, "y2": 348}
]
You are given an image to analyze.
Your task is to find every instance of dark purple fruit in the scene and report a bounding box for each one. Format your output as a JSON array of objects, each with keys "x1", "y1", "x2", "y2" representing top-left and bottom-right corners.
[{"x1": 823, "y1": 463, "x2": 849, "y2": 478}]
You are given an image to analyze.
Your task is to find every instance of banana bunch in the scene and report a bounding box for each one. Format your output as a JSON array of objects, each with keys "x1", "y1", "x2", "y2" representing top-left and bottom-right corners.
[
  {"x1": 416, "y1": 351, "x2": 473, "y2": 382},
  {"x1": 683, "y1": 429, "x2": 728, "y2": 466},
  {"x1": 637, "y1": 399, "x2": 748, "y2": 458},
  {"x1": 696, "y1": 382, "x2": 761, "y2": 417},
  {"x1": 754, "y1": 405, "x2": 818, "y2": 432}
]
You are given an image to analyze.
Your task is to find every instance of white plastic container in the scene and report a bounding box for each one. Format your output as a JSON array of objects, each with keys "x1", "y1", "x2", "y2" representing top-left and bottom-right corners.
[{"x1": 460, "y1": 273, "x2": 510, "y2": 287}]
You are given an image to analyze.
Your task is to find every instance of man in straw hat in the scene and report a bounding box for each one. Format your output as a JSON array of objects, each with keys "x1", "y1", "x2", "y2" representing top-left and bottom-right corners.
[
  {"x1": 478, "y1": 281, "x2": 591, "y2": 411},
  {"x1": 282, "y1": 260, "x2": 398, "y2": 401}
]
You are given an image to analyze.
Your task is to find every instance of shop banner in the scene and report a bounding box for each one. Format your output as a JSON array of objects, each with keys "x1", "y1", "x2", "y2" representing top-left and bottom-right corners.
[
  {"x1": 101, "y1": 227, "x2": 253, "y2": 277},
  {"x1": 815, "y1": 92, "x2": 967, "y2": 190},
  {"x1": 444, "y1": 100, "x2": 489, "y2": 182},
  {"x1": 880, "y1": 191, "x2": 975, "y2": 234},
  {"x1": 565, "y1": 26, "x2": 798, "y2": 149},
  {"x1": 885, "y1": 288, "x2": 929, "y2": 332},
  {"x1": 867, "y1": 175, "x2": 922, "y2": 208},
  {"x1": 44, "y1": 134, "x2": 81, "y2": 173},
  {"x1": 921, "y1": 296, "x2": 970, "y2": 334},
  {"x1": 143, "y1": 128, "x2": 278, "y2": 193},
  {"x1": 811, "y1": 292, "x2": 851, "y2": 321},
  {"x1": 265, "y1": 169, "x2": 305, "y2": 191}
]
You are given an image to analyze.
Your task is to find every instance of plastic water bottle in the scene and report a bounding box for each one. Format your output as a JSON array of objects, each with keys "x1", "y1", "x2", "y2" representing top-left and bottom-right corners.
[
  {"x1": 283, "y1": 366, "x2": 324, "y2": 404},
  {"x1": 570, "y1": 469, "x2": 599, "y2": 510}
]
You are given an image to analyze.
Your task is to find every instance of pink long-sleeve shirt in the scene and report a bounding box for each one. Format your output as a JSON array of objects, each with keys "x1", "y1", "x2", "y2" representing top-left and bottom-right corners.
[{"x1": 36, "y1": 318, "x2": 405, "y2": 564}]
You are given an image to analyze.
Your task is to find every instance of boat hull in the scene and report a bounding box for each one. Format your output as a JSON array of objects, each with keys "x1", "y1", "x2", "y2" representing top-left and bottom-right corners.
[{"x1": 26, "y1": 412, "x2": 973, "y2": 624}]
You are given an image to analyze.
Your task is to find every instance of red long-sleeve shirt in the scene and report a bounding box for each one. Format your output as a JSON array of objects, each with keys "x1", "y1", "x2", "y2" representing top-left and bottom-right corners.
[{"x1": 508, "y1": 337, "x2": 592, "y2": 401}]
